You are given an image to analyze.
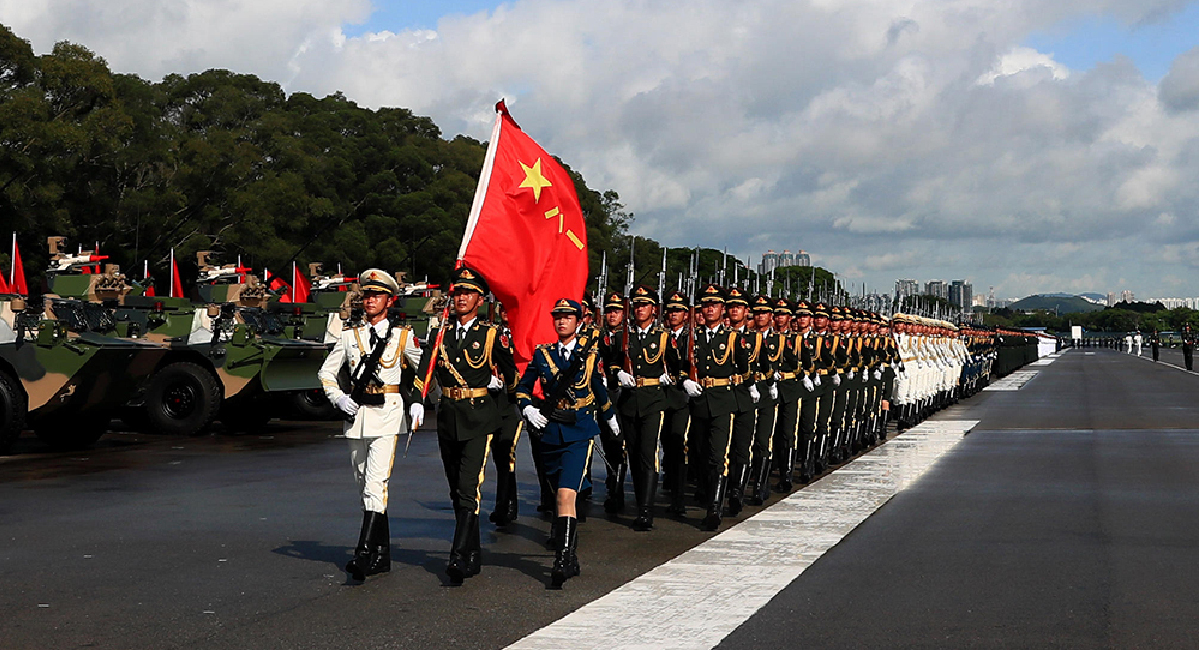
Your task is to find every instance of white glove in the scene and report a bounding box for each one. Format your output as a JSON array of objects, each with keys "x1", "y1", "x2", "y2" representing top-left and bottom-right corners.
[
  {"x1": 336, "y1": 395, "x2": 359, "y2": 417},
  {"x1": 408, "y1": 402, "x2": 425, "y2": 429},
  {"x1": 802, "y1": 376, "x2": 815, "y2": 392},
  {"x1": 617, "y1": 369, "x2": 636, "y2": 388},
  {"x1": 769, "y1": 383, "x2": 779, "y2": 400},
  {"x1": 523, "y1": 404, "x2": 548, "y2": 429},
  {"x1": 832, "y1": 374, "x2": 842, "y2": 386},
  {"x1": 873, "y1": 369, "x2": 883, "y2": 380},
  {"x1": 847, "y1": 370, "x2": 856, "y2": 380},
  {"x1": 659, "y1": 372, "x2": 674, "y2": 385},
  {"x1": 683, "y1": 379, "x2": 703, "y2": 398},
  {"x1": 607, "y1": 415, "x2": 621, "y2": 437},
  {"x1": 773, "y1": 371, "x2": 782, "y2": 381},
  {"x1": 813, "y1": 373, "x2": 822, "y2": 387},
  {"x1": 488, "y1": 375, "x2": 504, "y2": 391},
  {"x1": 749, "y1": 385, "x2": 761, "y2": 404}
]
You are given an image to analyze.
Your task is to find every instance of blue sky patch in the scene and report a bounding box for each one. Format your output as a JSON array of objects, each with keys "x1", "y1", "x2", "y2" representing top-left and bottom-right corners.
[
  {"x1": 1024, "y1": 5, "x2": 1199, "y2": 80},
  {"x1": 344, "y1": 0, "x2": 507, "y2": 36}
]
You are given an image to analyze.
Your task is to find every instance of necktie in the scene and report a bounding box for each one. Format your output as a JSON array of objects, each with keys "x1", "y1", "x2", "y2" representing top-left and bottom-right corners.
[
  {"x1": 369, "y1": 327, "x2": 380, "y2": 349},
  {"x1": 561, "y1": 345, "x2": 570, "y2": 362}
]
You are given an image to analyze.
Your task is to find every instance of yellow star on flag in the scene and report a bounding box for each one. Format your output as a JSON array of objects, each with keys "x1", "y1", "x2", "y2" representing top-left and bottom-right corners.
[{"x1": 519, "y1": 158, "x2": 553, "y2": 203}]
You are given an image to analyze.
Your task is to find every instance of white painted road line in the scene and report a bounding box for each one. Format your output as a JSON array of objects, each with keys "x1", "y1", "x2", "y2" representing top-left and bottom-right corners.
[
  {"x1": 505, "y1": 420, "x2": 979, "y2": 650},
  {"x1": 985, "y1": 356, "x2": 1056, "y2": 391}
]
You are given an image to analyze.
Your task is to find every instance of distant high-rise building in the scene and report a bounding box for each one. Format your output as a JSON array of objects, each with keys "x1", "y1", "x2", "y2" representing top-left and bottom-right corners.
[
  {"x1": 795, "y1": 250, "x2": 811, "y2": 267},
  {"x1": 925, "y1": 280, "x2": 948, "y2": 300},
  {"x1": 760, "y1": 250, "x2": 780, "y2": 275},
  {"x1": 895, "y1": 279, "x2": 918, "y2": 299},
  {"x1": 1106, "y1": 292, "x2": 1116, "y2": 307},
  {"x1": 949, "y1": 280, "x2": 973, "y2": 312},
  {"x1": 779, "y1": 250, "x2": 795, "y2": 267},
  {"x1": 1120, "y1": 290, "x2": 1135, "y2": 303}
]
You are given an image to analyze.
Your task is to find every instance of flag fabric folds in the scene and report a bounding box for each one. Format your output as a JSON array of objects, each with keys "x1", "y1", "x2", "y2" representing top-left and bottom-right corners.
[
  {"x1": 170, "y1": 249, "x2": 184, "y2": 299},
  {"x1": 10, "y1": 233, "x2": 27, "y2": 295},
  {"x1": 458, "y1": 101, "x2": 589, "y2": 366},
  {"x1": 291, "y1": 261, "x2": 311, "y2": 303}
]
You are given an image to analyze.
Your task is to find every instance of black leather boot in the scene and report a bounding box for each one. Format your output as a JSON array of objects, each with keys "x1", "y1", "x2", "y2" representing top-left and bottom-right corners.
[
  {"x1": 550, "y1": 516, "x2": 580, "y2": 588},
  {"x1": 797, "y1": 437, "x2": 813, "y2": 484},
  {"x1": 727, "y1": 463, "x2": 749, "y2": 516},
  {"x1": 465, "y1": 510, "x2": 481, "y2": 578},
  {"x1": 446, "y1": 509, "x2": 475, "y2": 585},
  {"x1": 749, "y1": 455, "x2": 771, "y2": 505},
  {"x1": 345, "y1": 511, "x2": 373, "y2": 581},
  {"x1": 666, "y1": 459, "x2": 687, "y2": 515},
  {"x1": 632, "y1": 468, "x2": 657, "y2": 531},
  {"x1": 701, "y1": 473, "x2": 727, "y2": 531},
  {"x1": 366, "y1": 511, "x2": 391, "y2": 576},
  {"x1": 604, "y1": 463, "x2": 626, "y2": 514},
  {"x1": 490, "y1": 465, "x2": 516, "y2": 527},
  {"x1": 775, "y1": 448, "x2": 795, "y2": 493},
  {"x1": 503, "y1": 471, "x2": 519, "y2": 523}
]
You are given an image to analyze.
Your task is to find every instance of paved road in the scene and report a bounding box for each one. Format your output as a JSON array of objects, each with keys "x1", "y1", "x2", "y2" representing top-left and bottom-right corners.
[
  {"x1": 3, "y1": 350, "x2": 1199, "y2": 649},
  {"x1": 718, "y1": 349, "x2": 1199, "y2": 649}
]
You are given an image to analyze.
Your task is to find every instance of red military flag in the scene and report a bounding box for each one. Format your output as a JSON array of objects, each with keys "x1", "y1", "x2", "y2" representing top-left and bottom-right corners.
[
  {"x1": 457, "y1": 101, "x2": 589, "y2": 366},
  {"x1": 169, "y1": 249, "x2": 184, "y2": 299},
  {"x1": 10, "y1": 233, "x2": 27, "y2": 295},
  {"x1": 291, "y1": 261, "x2": 311, "y2": 303}
]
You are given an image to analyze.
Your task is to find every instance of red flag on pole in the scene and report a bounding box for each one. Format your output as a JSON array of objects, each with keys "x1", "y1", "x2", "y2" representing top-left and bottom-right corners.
[
  {"x1": 170, "y1": 249, "x2": 184, "y2": 299},
  {"x1": 291, "y1": 261, "x2": 311, "y2": 303},
  {"x1": 10, "y1": 233, "x2": 28, "y2": 295},
  {"x1": 457, "y1": 101, "x2": 589, "y2": 366}
]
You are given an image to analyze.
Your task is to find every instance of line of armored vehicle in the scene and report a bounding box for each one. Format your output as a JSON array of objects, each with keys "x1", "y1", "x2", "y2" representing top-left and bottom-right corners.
[{"x1": 0, "y1": 237, "x2": 445, "y2": 455}]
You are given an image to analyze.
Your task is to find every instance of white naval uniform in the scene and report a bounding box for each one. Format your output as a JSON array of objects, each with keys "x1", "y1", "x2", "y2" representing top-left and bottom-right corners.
[{"x1": 318, "y1": 319, "x2": 423, "y2": 512}]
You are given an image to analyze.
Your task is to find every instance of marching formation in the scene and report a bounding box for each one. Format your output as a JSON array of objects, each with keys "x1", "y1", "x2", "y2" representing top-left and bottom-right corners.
[{"x1": 320, "y1": 266, "x2": 1004, "y2": 588}]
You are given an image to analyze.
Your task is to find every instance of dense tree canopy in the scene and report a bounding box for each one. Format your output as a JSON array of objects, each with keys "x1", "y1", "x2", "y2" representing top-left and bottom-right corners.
[
  {"x1": 0, "y1": 24, "x2": 635, "y2": 294},
  {"x1": 0, "y1": 23, "x2": 842, "y2": 303}
]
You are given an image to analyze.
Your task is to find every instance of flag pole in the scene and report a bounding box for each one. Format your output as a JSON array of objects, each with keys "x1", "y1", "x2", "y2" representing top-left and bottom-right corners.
[{"x1": 424, "y1": 102, "x2": 505, "y2": 417}]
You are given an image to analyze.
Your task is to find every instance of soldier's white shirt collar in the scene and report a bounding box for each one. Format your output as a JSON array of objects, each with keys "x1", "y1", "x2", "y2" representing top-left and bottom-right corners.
[
  {"x1": 368, "y1": 319, "x2": 390, "y2": 338},
  {"x1": 455, "y1": 317, "x2": 477, "y2": 333},
  {"x1": 634, "y1": 323, "x2": 654, "y2": 335},
  {"x1": 558, "y1": 339, "x2": 577, "y2": 354}
]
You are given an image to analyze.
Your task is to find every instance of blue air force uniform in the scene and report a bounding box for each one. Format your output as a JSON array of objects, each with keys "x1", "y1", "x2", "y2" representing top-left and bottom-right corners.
[{"x1": 516, "y1": 331, "x2": 613, "y2": 493}]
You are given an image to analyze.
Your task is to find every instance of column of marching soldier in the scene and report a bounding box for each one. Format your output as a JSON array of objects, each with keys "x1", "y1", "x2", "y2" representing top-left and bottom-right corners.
[{"x1": 319, "y1": 267, "x2": 998, "y2": 589}]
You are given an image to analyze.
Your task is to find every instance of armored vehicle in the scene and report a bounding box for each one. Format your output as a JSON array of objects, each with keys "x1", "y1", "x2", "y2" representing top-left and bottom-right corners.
[
  {"x1": 44, "y1": 240, "x2": 331, "y2": 435},
  {"x1": 0, "y1": 293, "x2": 166, "y2": 454}
]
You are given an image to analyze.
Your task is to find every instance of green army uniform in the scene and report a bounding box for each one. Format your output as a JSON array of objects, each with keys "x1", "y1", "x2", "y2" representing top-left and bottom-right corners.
[
  {"x1": 828, "y1": 307, "x2": 852, "y2": 464},
  {"x1": 748, "y1": 295, "x2": 784, "y2": 505},
  {"x1": 726, "y1": 287, "x2": 761, "y2": 517},
  {"x1": 793, "y1": 301, "x2": 821, "y2": 484},
  {"x1": 414, "y1": 267, "x2": 516, "y2": 585},
  {"x1": 811, "y1": 304, "x2": 837, "y2": 470},
  {"x1": 687, "y1": 283, "x2": 751, "y2": 531},
  {"x1": 660, "y1": 291, "x2": 694, "y2": 515},
  {"x1": 598, "y1": 291, "x2": 630, "y2": 514},
  {"x1": 609, "y1": 285, "x2": 680, "y2": 531},
  {"x1": 488, "y1": 321, "x2": 523, "y2": 527},
  {"x1": 768, "y1": 299, "x2": 801, "y2": 495}
]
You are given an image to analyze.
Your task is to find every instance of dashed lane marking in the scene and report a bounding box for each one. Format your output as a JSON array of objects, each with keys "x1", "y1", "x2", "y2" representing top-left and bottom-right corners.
[{"x1": 505, "y1": 420, "x2": 979, "y2": 650}]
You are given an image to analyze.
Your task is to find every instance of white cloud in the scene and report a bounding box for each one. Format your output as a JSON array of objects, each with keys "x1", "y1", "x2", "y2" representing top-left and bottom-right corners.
[{"x1": 4, "y1": 0, "x2": 1199, "y2": 299}]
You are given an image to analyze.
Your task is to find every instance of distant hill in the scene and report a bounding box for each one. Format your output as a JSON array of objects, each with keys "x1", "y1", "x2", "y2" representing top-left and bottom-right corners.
[{"x1": 1010, "y1": 294, "x2": 1106, "y2": 314}]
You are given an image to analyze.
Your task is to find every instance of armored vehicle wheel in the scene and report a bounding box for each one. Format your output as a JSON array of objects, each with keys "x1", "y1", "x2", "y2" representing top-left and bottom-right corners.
[
  {"x1": 144, "y1": 362, "x2": 221, "y2": 436},
  {"x1": 287, "y1": 389, "x2": 339, "y2": 421},
  {"x1": 34, "y1": 413, "x2": 109, "y2": 451},
  {"x1": 0, "y1": 371, "x2": 27, "y2": 455}
]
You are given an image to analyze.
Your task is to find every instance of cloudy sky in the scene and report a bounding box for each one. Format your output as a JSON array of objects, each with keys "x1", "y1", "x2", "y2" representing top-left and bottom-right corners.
[{"x1": 5, "y1": 0, "x2": 1199, "y2": 300}]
